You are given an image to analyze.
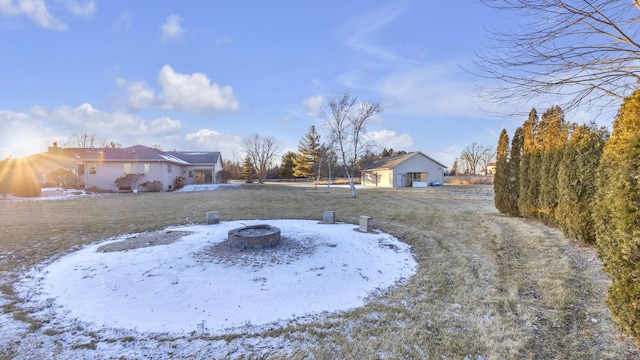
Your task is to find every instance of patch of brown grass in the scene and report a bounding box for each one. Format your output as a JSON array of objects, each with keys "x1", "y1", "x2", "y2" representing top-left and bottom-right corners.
[
  {"x1": 445, "y1": 175, "x2": 494, "y2": 185},
  {"x1": 0, "y1": 185, "x2": 638, "y2": 358}
]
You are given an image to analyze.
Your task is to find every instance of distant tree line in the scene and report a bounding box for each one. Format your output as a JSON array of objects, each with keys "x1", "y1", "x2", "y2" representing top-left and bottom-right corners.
[{"x1": 493, "y1": 91, "x2": 640, "y2": 344}]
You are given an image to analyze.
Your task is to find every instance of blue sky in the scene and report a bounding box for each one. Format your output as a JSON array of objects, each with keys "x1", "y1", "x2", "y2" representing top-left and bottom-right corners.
[{"x1": 1, "y1": 0, "x2": 553, "y2": 167}]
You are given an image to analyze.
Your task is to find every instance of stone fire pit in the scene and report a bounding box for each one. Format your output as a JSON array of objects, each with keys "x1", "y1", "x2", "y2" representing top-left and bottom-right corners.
[{"x1": 228, "y1": 224, "x2": 281, "y2": 249}]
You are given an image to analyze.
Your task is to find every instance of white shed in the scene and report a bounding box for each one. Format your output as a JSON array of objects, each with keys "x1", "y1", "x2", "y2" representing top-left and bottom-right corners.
[{"x1": 361, "y1": 152, "x2": 446, "y2": 188}]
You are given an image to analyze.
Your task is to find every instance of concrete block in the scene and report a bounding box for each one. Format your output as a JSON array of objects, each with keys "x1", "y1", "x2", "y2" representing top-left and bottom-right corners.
[
  {"x1": 206, "y1": 211, "x2": 219, "y2": 224},
  {"x1": 322, "y1": 210, "x2": 335, "y2": 224},
  {"x1": 359, "y1": 216, "x2": 373, "y2": 232}
]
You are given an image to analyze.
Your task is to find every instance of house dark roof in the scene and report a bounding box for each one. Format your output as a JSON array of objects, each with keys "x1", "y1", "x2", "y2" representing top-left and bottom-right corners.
[
  {"x1": 167, "y1": 151, "x2": 221, "y2": 165},
  {"x1": 43, "y1": 144, "x2": 224, "y2": 165},
  {"x1": 48, "y1": 145, "x2": 188, "y2": 164},
  {"x1": 364, "y1": 151, "x2": 447, "y2": 171}
]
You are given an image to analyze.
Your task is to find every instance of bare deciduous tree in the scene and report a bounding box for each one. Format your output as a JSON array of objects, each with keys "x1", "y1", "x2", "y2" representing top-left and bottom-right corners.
[
  {"x1": 71, "y1": 132, "x2": 107, "y2": 149},
  {"x1": 241, "y1": 134, "x2": 281, "y2": 184},
  {"x1": 320, "y1": 92, "x2": 381, "y2": 198},
  {"x1": 475, "y1": 0, "x2": 640, "y2": 114},
  {"x1": 68, "y1": 132, "x2": 121, "y2": 149},
  {"x1": 480, "y1": 145, "x2": 496, "y2": 174},
  {"x1": 459, "y1": 142, "x2": 495, "y2": 175}
]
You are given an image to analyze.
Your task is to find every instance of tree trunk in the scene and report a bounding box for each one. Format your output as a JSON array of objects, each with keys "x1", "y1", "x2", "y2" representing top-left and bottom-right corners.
[{"x1": 348, "y1": 176, "x2": 356, "y2": 198}]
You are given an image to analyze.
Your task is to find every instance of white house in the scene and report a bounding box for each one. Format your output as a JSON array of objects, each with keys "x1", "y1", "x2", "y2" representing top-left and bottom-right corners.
[
  {"x1": 32, "y1": 144, "x2": 224, "y2": 192},
  {"x1": 361, "y1": 152, "x2": 446, "y2": 188}
]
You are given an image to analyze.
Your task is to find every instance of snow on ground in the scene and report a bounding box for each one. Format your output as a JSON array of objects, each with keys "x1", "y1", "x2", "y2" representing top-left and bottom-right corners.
[
  {"x1": 0, "y1": 187, "x2": 94, "y2": 202},
  {"x1": 0, "y1": 184, "x2": 239, "y2": 202},
  {"x1": 176, "y1": 183, "x2": 240, "y2": 192},
  {"x1": 15, "y1": 220, "x2": 416, "y2": 337}
]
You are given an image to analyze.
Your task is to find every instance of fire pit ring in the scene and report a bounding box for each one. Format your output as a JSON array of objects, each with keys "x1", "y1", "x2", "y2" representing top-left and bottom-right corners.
[{"x1": 228, "y1": 224, "x2": 281, "y2": 250}]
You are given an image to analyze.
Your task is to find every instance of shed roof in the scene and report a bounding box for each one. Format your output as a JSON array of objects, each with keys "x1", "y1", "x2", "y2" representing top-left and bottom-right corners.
[{"x1": 364, "y1": 151, "x2": 447, "y2": 171}]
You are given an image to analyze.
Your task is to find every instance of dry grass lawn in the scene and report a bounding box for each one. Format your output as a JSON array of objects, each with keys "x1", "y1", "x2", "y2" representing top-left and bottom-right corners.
[{"x1": 1, "y1": 184, "x2": 639, "y2": 359}]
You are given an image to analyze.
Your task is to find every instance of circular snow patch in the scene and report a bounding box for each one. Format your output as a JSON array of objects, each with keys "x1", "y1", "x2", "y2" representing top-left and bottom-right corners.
[{"x1": 27, "y1": 220, "x2": 417, "y2": 335}]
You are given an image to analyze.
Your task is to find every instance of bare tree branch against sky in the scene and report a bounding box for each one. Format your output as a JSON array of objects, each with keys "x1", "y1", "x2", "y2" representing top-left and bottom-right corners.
[{"x1": 475, "y1": 0, "x2": 640, "y2": 115}]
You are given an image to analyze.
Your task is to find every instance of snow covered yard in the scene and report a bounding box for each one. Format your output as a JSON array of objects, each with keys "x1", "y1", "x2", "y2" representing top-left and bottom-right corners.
[
  {"x1": 24, "y1": 220, "x2": 415, "y2": 334},
  {"x1": 5, "y1": 220, "x2": 416, "y2": 358}
]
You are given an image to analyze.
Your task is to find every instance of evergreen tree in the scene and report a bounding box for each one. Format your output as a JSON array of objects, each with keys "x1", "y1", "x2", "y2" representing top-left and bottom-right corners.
[
  {"x1": 537, "y1": 105, "x2": 568, "y2": 223},
  {"x1": 506, "y1": 127, "x2": 524, "y2": 216},
  {"x1": 241, "y1": 155, "x2": 256, "y2": 183},
  {"x1": 494, "y1": 129, "x2": 510, "y2": 213},
  {"x1": 556, "y1": 123, "x2": 607, "y2": 243},
  {"x1": 519, "y1": 108, "x2": 539, "y2": 217},
  {"x1": 450, "y1": 159, "x2": 458, "y2": 176},
  {"x1": 594, "y1": 89, "x2": 640, "y2": 343},
  {"x1": 279, "y1": 151, "x2": 297, "y2": 179},
  {"x1": 293, "y1": 126, "x2": 322, "y2": 178}
]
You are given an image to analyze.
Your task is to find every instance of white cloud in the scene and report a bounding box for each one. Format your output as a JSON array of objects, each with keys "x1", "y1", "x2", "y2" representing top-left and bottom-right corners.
[
  {"x1": 0, "y1": 103, "x2": 185, "y2": 157},
  {"x1": 145, "y1": 117, "x2": 181, "y2": 135},
  {"x1": 116, "y1": 65, "x2": 239, "y2": 113},
  {"x1": 161, "y1": 14, "x2": 184, "y2": 41},
  {"x1": 65, "y1": 0, "x2": 95, "y2": 17},
  {"x1": 112, "y1": 10, "x2": 132, "y2": 32},
  {"x1": 366, "y1": 129, "x2": 413, "y2": 151},
  {"x1": 118, "y1": 79, "x2": 155, "y2": 109},
  {"x1": 343, "y1": 2, "x2": 412, "y2": 64},
  {"x1": 302, "y1": 95, "x2": 323, "y2": 117},
  {"x1": 0, "y1": 0, "x2": 68, "y2": 30},
  {"x1": 184, "y1": 129, "x2": 242, "y2": 157},
  {"x1": 157, "y1": 65, "x2": 239, "y2": 112},
  {"x1": 185, "y1": 129, "x2": 221, "y2": 145}
]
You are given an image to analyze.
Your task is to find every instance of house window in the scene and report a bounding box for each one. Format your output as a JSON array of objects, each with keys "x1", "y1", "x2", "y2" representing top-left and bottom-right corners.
[
  {"x1": 188, "y1": 170, "x2": 193, "y2": 178},
  {"x1": 168, "y1": 164, "x2": 172, "y2": 174},
  {"x1": 412, "y1": 172, "x2": 427, "y2": 181},
  {"x1": 89, "y1": 164, "x2": 97, "y2": 174},
  {"x1": 124, "y1": 163, "x2": 132, "y2": 174},
  {"x1": 144, "y1": 163, "x2": 150, "y2": 173}
]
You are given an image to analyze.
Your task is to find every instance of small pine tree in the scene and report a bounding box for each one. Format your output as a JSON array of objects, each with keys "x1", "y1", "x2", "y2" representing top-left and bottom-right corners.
[
  {"x1": 594, "y1": 88, "x2": 640, "y2": 343},
  {"x1": 450, "y1": 159, "x2": 458, "y2": 176},
  {"x1": 293, "y1": 126, "x2": 322, "y2": 178},
  {"x1": 494, "y1": 129, "x2": 510, "y2": 213},
  {"x1": 292, "y1": 153, "x2": 313, "y2": 178},
  {"x1": 241, "y1": 155, "x2": 256, "y2": 183},
  {"x1": 279, "y1": 151, "x2": 297, "y2": 179}
]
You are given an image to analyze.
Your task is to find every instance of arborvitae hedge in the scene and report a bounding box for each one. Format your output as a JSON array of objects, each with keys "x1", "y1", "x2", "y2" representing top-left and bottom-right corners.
[
  {"x1": 518, "y1": 109, "x2": 539, "y2": 217},
  {"x1": 537, "y1": 106, "x2": 567, "y2": 223},
  {"x1": 494, "y1": 97, "x2": 640, "y2": 344},
  {"x1": 556, "y1": 123, "x2": 607, "y2": 244},
  {"x1": 594, "y1": 89, "x2": 640, "y2": 343},
  {"x1": 494, "y1": 129, "x2": 510, "y2": 213},
  {"x1": 505, "y1": 127, "x2": 523, "y2": 216}
]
